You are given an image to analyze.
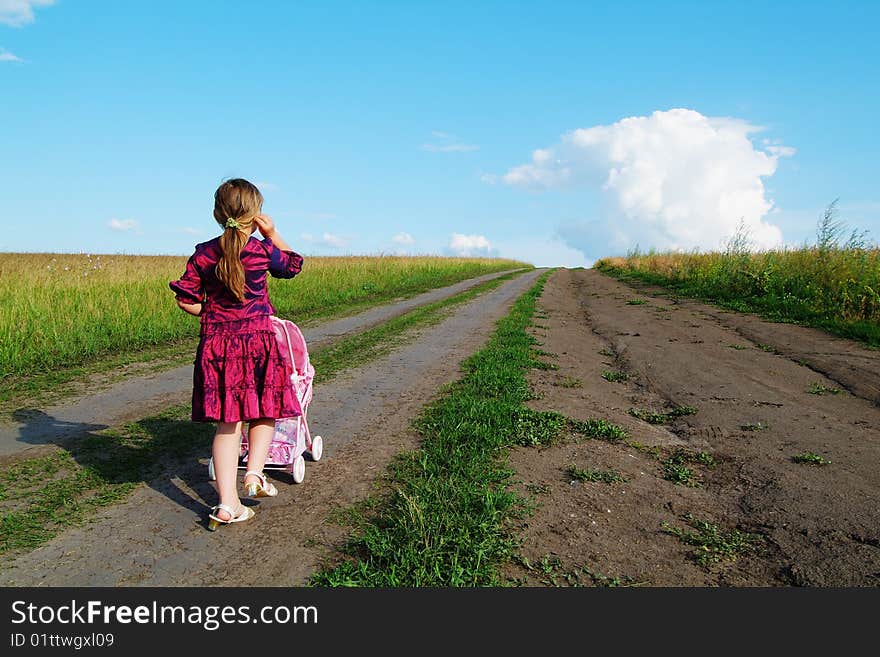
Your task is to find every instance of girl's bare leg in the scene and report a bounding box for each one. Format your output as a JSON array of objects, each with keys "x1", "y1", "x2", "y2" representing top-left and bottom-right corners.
[
  {"x1": 244, "y1": 418, "x2": 275, "y2": 486},
  {"x1": 213, "y1": 421, "x2": 243, "y2": 521}
]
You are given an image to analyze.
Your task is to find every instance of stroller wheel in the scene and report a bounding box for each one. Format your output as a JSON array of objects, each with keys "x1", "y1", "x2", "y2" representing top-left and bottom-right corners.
[
  {"x1": 308, "y1": 435, "x2": 323, "y2": 462},
  {"x1": 208, "y1": 457, "x2": 216, "y2": 481},
  {"x1": 291, "y1": 455, "x2": 306, "y2": 484}
]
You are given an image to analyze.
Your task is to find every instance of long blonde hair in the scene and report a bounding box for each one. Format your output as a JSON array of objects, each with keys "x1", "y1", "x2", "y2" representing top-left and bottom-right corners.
[{"x1": 213, "y1": 178, "x2": 263, "y2": 302}]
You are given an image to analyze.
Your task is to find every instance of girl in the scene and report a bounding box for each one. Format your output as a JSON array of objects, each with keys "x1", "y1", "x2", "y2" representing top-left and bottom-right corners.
[{"x1": 170, "y1": 178, "x2": 304, "y2": 530}]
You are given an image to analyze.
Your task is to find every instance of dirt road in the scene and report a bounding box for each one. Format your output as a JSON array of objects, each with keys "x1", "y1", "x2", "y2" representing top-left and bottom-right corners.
[
  {"x1": 2, "y1": 270, "x2": 542, "y2": 585},
  {"x1": 508, "y1": 269, "x2": 879, "y2": 586}
]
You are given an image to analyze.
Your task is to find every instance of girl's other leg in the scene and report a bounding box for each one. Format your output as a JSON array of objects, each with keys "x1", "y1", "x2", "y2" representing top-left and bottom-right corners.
[
  {"x1": 213, "y1": 421, "x2": 243, "y2": 520},
  {"x1": 244, "y1": 418, "x2": 275, "y2": 486}
]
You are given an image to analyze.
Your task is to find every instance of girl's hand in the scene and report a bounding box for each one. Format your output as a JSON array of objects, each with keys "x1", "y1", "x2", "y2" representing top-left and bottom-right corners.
[{"x1": 254, "y1": 214, "x2": 276, "y2": 238}]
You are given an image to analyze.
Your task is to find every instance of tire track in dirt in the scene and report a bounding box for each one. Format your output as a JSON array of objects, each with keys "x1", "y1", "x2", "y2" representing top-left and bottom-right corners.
[
  {"x1": 0, "y1": 268, "x2": 522, "y2": 458},
  {"x1": 507, "y1": 269, "x2": 880, "y2": 586},
  {"x1": 2, "y1": 270, "x2": 543, "y2": 586}
]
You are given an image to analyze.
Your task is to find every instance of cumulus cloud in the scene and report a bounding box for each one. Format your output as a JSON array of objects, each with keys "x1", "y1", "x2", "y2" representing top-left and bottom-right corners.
[
  {"x1": 499, "y1": 108, "x2": 793, "y2": 255},
  {"x1": 0, "y1": 0, "x2": 55, "y2": 27},
  {"x1": 423, "y1": 131, "x2": 479, "y2": 153},
  {"x1": 0, "y1": 48, "x2": 23, "y2": 62},
  {"x1": 449, "y1": 233, "x2": 493, "y2": 256},
  {"x1": 300, "y1": 232, "x2": 349, "y2": 249},
  {"x1": 108, "y1": 218, "x2": 138, "y2": 232},
  {"x1": 392, "y1": 232, "x2": 415, "y2": 245}
]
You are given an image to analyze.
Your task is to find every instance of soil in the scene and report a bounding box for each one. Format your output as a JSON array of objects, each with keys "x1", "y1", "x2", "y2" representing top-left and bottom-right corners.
[
  {"x1": 1, "y1": 270, "x2": 542, "y2": 586},
  {"x1": 505, "y1": 268, "x2": 880, "y2": 586}
]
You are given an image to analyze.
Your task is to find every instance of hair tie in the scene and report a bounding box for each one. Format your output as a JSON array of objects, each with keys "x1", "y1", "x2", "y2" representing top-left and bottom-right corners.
[{"x1": 225, "y1": 217, "x2": 240, "y2": 229}]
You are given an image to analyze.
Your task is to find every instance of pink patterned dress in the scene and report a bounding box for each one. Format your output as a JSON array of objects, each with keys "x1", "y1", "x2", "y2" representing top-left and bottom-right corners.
[{"x1": 169, "y1": 236, "x2": 304, "y2": 423}]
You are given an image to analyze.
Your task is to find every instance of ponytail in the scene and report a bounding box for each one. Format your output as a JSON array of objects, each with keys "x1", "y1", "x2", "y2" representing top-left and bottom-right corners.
[
  {"x1": 211, "y1": 178, "x2": 264, "y2": 303},
  {"x1": 216, "y1": 227, "x2": 249, "y2": 302}
]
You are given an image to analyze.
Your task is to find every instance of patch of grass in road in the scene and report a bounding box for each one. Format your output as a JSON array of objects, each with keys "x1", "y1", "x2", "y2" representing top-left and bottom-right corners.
[
  {"x1": 626, "y1": 299, "x2": 648, "y2": 305},
  {"x1": 727, "y1": 343, "x2": 748, "y2": 350},
  {"x1": 602, "y1": 370, "x2": 630, "y2": 383},
  {"x1": 532, "y1": 360, "x2": 560, "y2": 371},
  {"x1": 807, "y1": 382, "x2": 842, "y2": 396},
  {"x1": 552, "y1": 377, "x2": 582, "y2": 388},
  {"x1": 514, "y1": 554, "x2": 646, "y2": 587},
  {"x1": 662, "y1": 513, "x2": 755, "y2": 566},
  {"x1": 569, "y1": 418, "x2": 629, "y2": 442},
  {"x1": 662, "y1": 448, "x2": 715, "y2": 487},
  {"x1": 310, "y1": 271, "x2": 554, "y2": 586},
  {"x1": 792, "y1": 452, "x2": 832, "y2": 466},
  {"x1": 512, "y1": 409, "x2": 568, "y2": 447},
  {"x1": 756, "y1": 343, "x2": 779, "y2": 354},
  {"x1": 629, "y1": 405, "x2": 698, "y2": 425},
  {"x1": 565, "y1": 465, "x2": 628, "y2": 484},
  {"x1": 0, "y1": 273, "x2": 529, "y2": 559},
  {"x1": 740, "y1": 421, "x2": 770, "y2": 431}
]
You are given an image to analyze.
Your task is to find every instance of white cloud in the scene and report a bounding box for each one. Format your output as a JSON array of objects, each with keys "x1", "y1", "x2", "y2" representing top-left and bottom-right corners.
[
  {"x1": 254, "y1": 181, "x2": 279, "y2": 192},
  {"x1": 181, "y1": 227, "x2": 200, "y2": 235},
  {"x1": 0, "y1": 48, "x2": 23, "y2": 62},
  {"x1": 423, "y1": 131, "x2": 479, "y2": 153},
  {"x1": 449, "y1": 233, "x2": 492, "y2": 256},
  {"x1": 494, "y1": 235, "x2": 592, "y2": 268},
  {"x1": 0, "y1": 0, "x2": 55, "y2": 27},
  {"x1": 108, "y1": 218, "x2": 139, "y2": 232},
  {"x1": 498, "y1": 108, "x2": 793, "y2": 256},
  {"x1": 392, "y1": 232, "x2": 415, "y2": 245}
]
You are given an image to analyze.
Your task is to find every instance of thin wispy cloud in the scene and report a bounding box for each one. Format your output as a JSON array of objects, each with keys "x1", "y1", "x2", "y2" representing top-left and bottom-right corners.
[
  {"x1": 0, "y1": 48, "x2": 22, "y2": 62},
  {"x1": 0, "y1": 0, "x2": 55, "y2": 27},
  {"x1": 423, "y1": 131, "x2": 479, "y2": 153},
  {"x1": 392, "y1": 232, "x2": 415, "y2": 245},
  {"x1": 108, "y1": 218, "x2": 139, "y2": 232},
  {"x1": 300, "y1": 232, "x2": 349, "y2": 249},
  {"x1": 254, "y1": 181, "x2": 279, "y2": 192},
  {"x1": 180, "y1": 227, "x2": 201, "y2": 236}
]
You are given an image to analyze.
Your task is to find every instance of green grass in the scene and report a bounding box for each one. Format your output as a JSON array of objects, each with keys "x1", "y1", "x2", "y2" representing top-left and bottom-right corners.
[
  {"x1": 569, "y1": 418, "x2": 629, "y2": 442},
  {"x1": 0, "y1": 273, "x2": 527, "y2": 558},
  {"x1": 629, "y1": 405, "x2": 697, "y2": 425},
  {"x1": 792, "y1": 452, "x2": 832, "y2": 466},
  {"x1": 310, "y1": 272, "x2": 554, "y2": 586},
  {"x1": 565, "y1": 465, "x2": 628, "y2": 484},
  {"x1": 552, "y1": 377, "x2": 582, "y2": 388},
  {"x1": 662, "y1": 448, "x2": 715, "y2": 487},
  {"x1": 0, "y1": 253, "x2": 528, "y2": 380},
  {"x1": 601, "y1": 370, "x2": 630, "y2": 383},
  {"x1": 626, "y1": 299, "x2": 648, "y2": 305},
  {"x1": 514, "y1": 554, "x2": 645, "y2": 587},
  {"x1": 594, "y1": 206, "x2": 880, "y2": 347},
  {"x1": 807, "y1": 382, "x2": 843, "y2": 395},
  {"x1": 662, "y1": 513, "x2": 756, "y2": 566},
  {"x1": 740, "y1": 421, "x2": 770, "y2": 431}
]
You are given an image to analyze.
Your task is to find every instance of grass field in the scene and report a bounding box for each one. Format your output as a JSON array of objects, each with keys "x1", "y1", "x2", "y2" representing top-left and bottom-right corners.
[
  {"x1": 0, "y1": 253, "x2": 527, "y2": 380},
  {"x1": 595, "y1": 219, "x2": 880, "y2": 345}
]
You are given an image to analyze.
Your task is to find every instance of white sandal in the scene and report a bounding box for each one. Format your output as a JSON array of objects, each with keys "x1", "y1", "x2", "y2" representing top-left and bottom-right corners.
[
  {"x1": 244, "y1": 470, "x2": 278, "y2": 498},
  {"x1": 207, "y1": 503, "x2": 255, "y2": 531}
]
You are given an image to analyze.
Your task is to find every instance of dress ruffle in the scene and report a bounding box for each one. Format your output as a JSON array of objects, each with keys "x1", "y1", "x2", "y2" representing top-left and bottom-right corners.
[{"x1": 192, "y1": 316, "x2": 302, "y2": 423}]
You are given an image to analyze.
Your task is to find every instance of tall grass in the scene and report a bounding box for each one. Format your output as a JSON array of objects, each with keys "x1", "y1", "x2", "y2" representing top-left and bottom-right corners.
[
  {"x1": 0, "y1": 253, "x2": 527, "y2": 378},
  {"x1": 595, "y1": 207, "x2": 880, "y2": 345}
]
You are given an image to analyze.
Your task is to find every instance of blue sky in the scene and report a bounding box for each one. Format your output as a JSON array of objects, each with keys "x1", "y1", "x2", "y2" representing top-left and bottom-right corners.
[{"x1": 1, "y1": 0, "x2": 878, "y2": 266}]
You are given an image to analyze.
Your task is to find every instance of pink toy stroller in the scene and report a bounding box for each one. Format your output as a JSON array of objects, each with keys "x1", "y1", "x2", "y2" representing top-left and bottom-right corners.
[{"x1": 208, "y1": 316, "x2": 323, "y2": 484}]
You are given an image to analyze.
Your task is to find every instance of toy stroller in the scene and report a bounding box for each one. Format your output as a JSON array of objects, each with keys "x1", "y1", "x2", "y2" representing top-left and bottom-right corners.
[{"x1": 208, "y1": 316, "x2": 323, "y2": 483}]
